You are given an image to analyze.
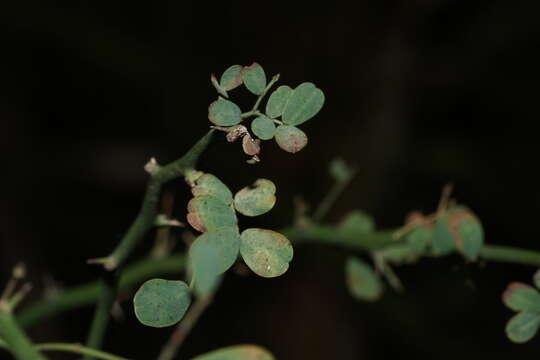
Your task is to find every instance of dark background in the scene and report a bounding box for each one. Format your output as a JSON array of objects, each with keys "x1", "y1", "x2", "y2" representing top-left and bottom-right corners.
[{"x1": 1, "y1": 1, "x2": 540, "y2": 359}]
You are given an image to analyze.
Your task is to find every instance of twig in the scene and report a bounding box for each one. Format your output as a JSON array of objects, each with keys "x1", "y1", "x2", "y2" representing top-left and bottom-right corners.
[
  {"x1": 0, "y1": 310, "x2": 47, "y2": 360},
  {"x1": 83, "y1": 130, "x2": 214, "y2": 358},
  {"x1": 18, "y1": 255, "x2": 186, "y2": 328},
  {"x1": 36, "y1": 343, "x2": 129, "y2": 360},
  {"x1": 157, "y1": 295, "x2": 214, "y2": 360},
  {"x1": 313, "y1": 171, "x2": 356, "y2": 223}
]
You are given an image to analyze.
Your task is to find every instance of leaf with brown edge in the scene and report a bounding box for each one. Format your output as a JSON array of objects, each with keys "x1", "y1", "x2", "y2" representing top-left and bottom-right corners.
[
  {"x1": 187, "y1": 195, "x2": 237, "y2": 233},
  {"x1": 240, "y1": 228, "x2": 293, "y2": 278},
  {"x1": 220, "y1": 65, "x2": 244, "y2": 91},
  {"x1": 502, "y1": 282, "x2": 540, "y2": 312},
  {"x1": 191, "y1": 173, "x2": 233, "y2": 205},
  {"x1": 447, "y1": 209, "x2": 484, "y2": 261},
  {"x1": 274, "y1": 125, "x2": 308, "y2": 153},
  {"x1": 191, "y1": 344, "x2": 275, "y2": 360},
  {"x1": 208, "y1": 97, "x2": 242, "y2": 126},
  {"x1": 234, "y1": 179, "x2": 276, "y2": 217},
  {"x1": 242, "y1": 63, "x2": 267, "y2": 95}
]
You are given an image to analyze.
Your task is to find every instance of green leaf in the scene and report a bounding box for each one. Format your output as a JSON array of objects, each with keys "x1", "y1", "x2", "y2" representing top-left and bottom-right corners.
[
  {"x1": 251, "y1": 116, "x2": 276, "y2": 140},
  {"x1": 274, "y1": 125, "x2": 308, "y2": 153},
  {"x1": 191, "y1": 345, "x2": 275, "y2": 360},
  {"x1": 378, "y1": 244, "x2": 420, "y2": 265},
  {"x1": 345, "y1": 256, "x2": 383, "y2": 302},
  {"x1": 240, "y1": 228, "x2": 293, "y2": 278},
  {"x1": 329, "y1": 157, "x2": 353, "y2": 182},
  {"x1": 208, "y1": 97, "x2": 242, "y2": 126},
  {"x1": 456, "y1": 215, "x2": 484, "y2": 261},
  {"x1": 233, "y1": 179, "x2": 276, "y2": 217},
  {"x1": 502, "y1": 282, "x2": 540, "y2": 312},
  {"x1": 281, "y1": 82, "x2": 325, "y2": 126},
  {"x1": 533, "y1": 270, "x2": 540, "y2": 290},
  {"x1": 220, "y1": 65, "x2": 244, "y2": 91},
  {"x1": 339, "y1": 210, "x2": 375, "y2": 234},
  {"x1": 133, "y1": 279, "x2": 191, "y2": 328},
  {"x1": 191, "y1": 173, "x2": 233, "y2": 205},
  {"x1": 243, "y1": 63, "x2": 267, "y2": 95},
  {"x1": 506, "y1": 311, "x2": 540, "y2": 343},
  {"x1": 406, "y1": 226, "x2": 431, "y2": 254},
  {"x1": 431, "y1": 216, "x2": 456, "y2": 256},
  {"x1": 190, "y1": 227, "x2": 240, "y2": 282},
  {"x1": 265, "y1": 85, "x2": 293, "y2": 118},
  {"x1": 187, "y1": 195, "x2": 237, "y2": 232}
]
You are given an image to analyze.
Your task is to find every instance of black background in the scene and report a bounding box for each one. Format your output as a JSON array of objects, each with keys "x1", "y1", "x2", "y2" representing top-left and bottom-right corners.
[{"x1": 1, "y1": 1, "x2": 540, "y2": 359}]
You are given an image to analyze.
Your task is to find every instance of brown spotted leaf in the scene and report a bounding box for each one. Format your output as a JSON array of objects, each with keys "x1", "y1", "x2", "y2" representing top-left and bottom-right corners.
[
  {"x1": 240, "y1": 228, "x2": 293, "y2": 278},
  {"x1": 187, "y1": 195, "x2": 237, "y2": 233},
  {"x1": 233, "y1": 179, "x2": 276, "y2": 217},
  {"x1": 191, "y1": 173, "x2": 233, "y2": 205},
  {"x1": 274, "y1": 125, "x2": 308, "y2": 153}
]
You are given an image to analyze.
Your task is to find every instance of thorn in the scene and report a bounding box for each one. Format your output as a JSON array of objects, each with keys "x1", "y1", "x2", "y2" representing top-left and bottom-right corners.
[
  {"x1": 144, "y1": 157, "x2": 161, "y2": 175},
  {"x1": 155, "y1": 214, "x2": 185, "y2": 227},
  {"x1": 87, "y1": 257, "x2": 117, "y2": 271}
]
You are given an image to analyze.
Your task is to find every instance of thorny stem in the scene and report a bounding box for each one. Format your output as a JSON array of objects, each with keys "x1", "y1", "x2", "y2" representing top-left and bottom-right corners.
[
  {"x1": 157, "y1": 294, "x2": 215, "y2": 360},
  {"x1": 83, "y1": 130, "x2": 214, "y2": 358},
  {"x1": 36, "y1": 343, "x2": 129, "y2": 360}
]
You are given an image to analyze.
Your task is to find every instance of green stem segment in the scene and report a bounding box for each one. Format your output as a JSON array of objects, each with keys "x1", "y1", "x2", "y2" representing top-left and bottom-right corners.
[
  {"x1": 36, "y1": 343, "x2": 129, "y2": 360},
  {"x1": 313, "y1": 172, "x2": 355, "y2": 222},
  {"x1": 84, "y1": 278, "x2": 117, "y2": 359},
  {"x1": 0, "y1": 310, "x2": 47, "y2": 360},
  {"x1": 157, "y1": 295, "x2": 214, "y2": 360},
  {"x1": 480, "y1": 245, "x2": 540, "y2": 267},
  {"x1": 84, "y1": 130, "x2": 214, "y2": 358}
]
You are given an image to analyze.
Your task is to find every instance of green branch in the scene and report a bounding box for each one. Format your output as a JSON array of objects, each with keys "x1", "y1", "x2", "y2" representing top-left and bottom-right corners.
[
  {"x1": 15, "y1": 225, "x2": 540, "y2": 335},
  {"x1": 83, "y1": 130, "x2": 214, "y2": 359},
  {"x1": 94, "y1": 130, "x2": 214, "y2": 271},
  {"x1": 0, "y1": 310, "x2": 47, "y2": 360},
  {"x1": 18, "y1": 255, "x2": 186, "y2": 328},
  {"x1": 36, "y1": 343, "x2": 129, "y2": 360}
]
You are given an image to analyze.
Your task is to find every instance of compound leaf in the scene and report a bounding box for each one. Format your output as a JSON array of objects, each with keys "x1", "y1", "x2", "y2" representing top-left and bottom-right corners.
[{"x1": 133, "y1": 279, "x2": 190, "y2": 328}]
